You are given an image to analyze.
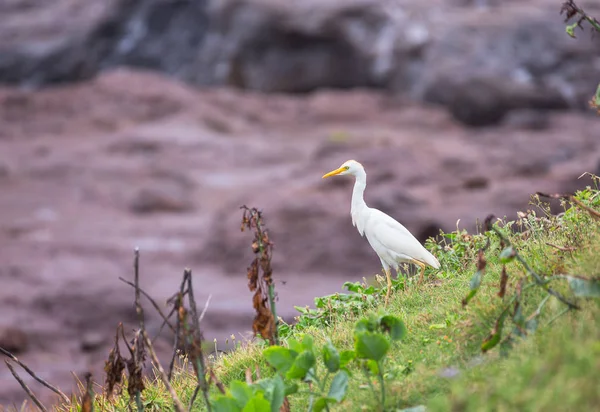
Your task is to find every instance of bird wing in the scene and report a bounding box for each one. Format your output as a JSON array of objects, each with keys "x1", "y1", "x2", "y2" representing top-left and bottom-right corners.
[{"x1": 369, "y1": 209, "x2": 440, "y2": 268}]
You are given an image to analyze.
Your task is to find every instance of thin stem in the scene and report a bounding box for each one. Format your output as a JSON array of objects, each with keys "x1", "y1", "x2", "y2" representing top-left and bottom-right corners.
[
  {"x1": 361, "y1": 366, "x2": 378, "y2": 405},
  {"x1": 546, "y1": 307, "x2": 572, "y2": 326},
  {"x1": 0, "y1": 347, "x2": 70, "y2": 404},
  {"x1": 490, "y1": 225, "x2": 580, "y2": 310},
  {"x1": 377, "y1": 363, "x2": 386, "y2": 408},
  {"x1": 5, "y1": 360, "x2": 47, "y2": 412},
  {"x1": 185, "y1": 269, "x2": 212, "y2": 411}
]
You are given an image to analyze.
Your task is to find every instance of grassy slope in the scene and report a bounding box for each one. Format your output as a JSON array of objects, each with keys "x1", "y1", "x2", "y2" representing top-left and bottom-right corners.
[{"x1": 63, "y1": 184, "x2": 600, "y2": 411}]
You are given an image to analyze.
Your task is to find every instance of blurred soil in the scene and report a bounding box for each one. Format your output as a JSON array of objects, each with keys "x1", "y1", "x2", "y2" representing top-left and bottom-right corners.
[{"x1": 1, "y1": 69, "x2": 599, "y2": 405}]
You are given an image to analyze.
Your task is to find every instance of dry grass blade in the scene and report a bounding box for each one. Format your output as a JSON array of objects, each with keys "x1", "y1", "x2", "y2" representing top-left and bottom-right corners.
[
  {"x1": 140, "y1": 330, "x2": 185, "y2": 412},
  {"x1": 209, "y1": 369, "x2": 226, "y2": 394},
  {"x1": 545, "y1": 242, "x2": 577, "y2": 252},
  {"x1": 0, "y1": 347, "x2": 70, "y2": 404},
  {"x1": 5, "y1": 360, "x2": 47, "y2": 412}
]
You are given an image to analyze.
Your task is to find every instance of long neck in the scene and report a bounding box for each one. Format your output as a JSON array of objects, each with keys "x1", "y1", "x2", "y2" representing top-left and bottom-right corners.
[{"x1": 351, "y1": 169, "x2": 368, "y2": 220}]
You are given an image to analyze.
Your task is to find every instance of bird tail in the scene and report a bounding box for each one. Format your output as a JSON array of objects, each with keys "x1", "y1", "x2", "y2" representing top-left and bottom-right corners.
[{"x1": 422, "y1": 250, "x2": 440, "y2": 269}]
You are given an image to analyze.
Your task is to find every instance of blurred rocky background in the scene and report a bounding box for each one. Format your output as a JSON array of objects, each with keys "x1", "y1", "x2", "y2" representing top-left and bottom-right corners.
[{"x1": 1, "y1": 0, "x2": 599, "y2": 406}]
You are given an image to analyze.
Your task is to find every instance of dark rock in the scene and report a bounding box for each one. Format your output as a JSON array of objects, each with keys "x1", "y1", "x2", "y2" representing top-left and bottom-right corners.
[
  {"x1": 80, "y1": 331, "x2": 106, "y2": 352},
  {"x1": 463, "y1": 176, "x2": 489, "y2": 190},
  {"x1": 129, "y1": 185, "x2": 194, "y2": 214},
  {"x1": 1, "y1": 0, "x2": 599, "y2": 127},
  {"x1": 0, "y1": 0, "x2": 210, "y2": 87},
  {"x1": 0, "y1": 327, "x2": 28, "y2": 354}
]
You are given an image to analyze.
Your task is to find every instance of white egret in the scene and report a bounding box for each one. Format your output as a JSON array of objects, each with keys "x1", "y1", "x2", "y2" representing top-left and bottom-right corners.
[{"x1": 322, "y1": 159, "x2": 440, "y2": 306}]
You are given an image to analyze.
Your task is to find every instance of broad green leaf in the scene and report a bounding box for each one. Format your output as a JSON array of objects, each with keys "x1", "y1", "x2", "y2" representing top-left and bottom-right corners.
[
  {"x1": 354, "y1": 318, "x2": 373, "y2": 333},
  {"x1": 322, "y1": 341, "x2": 340, "y2": 373},
  {"x1": 286, "y1": 350, "x2": 316, "y2": 380},
  {"x1": 284, "y1": 382, "x2": 299, "y2": 396},
  {"x1": 212, "y1": 395, "x2": 242, "y2": 412},
  {"x1": 328, "y1": 370, "x2": 349, "y2": 402},
  {"x1": 255, "y1": 375, "x2": 284, "y2": 412},
  {"x1": 595, "y1": 82, "x2": 600, "y2": 104},
  {"x1": 229, "y1": 381, "x2": 253, "y2": 408},
  {"x1": 339, "y1": 350, "x2": 356, "y2": 368},
  {"x1": 566, "y1": 276, "x2": 600, "y2": 298},
  {"x1": 302, "y1": 334, "x2": 314, "y2": 351},
  {"x1": 354, "y1": 331, "x2": 390, "y2": 361},
  {"x1": 499, "y1": 246, "x2": 516, "y2": 263},
  {"x1": 242, "y1": 393, "x2": 272, "y2": 412},
  {"x1": 286, "y1": 338, "x2": 303, "y2": 354},
  {"x1": 379, "y1": 315, "x2": 407, "y2": 341},
  {"x1": 263, "y1": 346, "x2": 295, "y2": 374},
  {"x1": 313, "y1": 397, "x2": 336, "y2": 412}
]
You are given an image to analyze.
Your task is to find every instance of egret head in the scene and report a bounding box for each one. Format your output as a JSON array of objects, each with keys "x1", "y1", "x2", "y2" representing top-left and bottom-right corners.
[{"x1": 322, "y1": 159, "x2": 364, "y2": 179}]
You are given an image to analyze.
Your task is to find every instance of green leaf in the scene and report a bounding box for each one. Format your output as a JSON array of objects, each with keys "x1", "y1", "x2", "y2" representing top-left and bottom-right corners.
[
  {"x1": 499, "y1": 246, "x2": 516, "y2": 263},
  {"x1": 566, "y1": 276, "x2": 600, "y2": 298},
  {"x1": 595, "y1": 82, "x2": 600, "y2": 103},
  {"x1": 241, "y1": 393, "x2": 272, "y2": 412},
  {"x1": 254, "y1": 375, "x2": 285, "y2": 412},
  {"x1": 339, "y1": 350, "x2": 356, "y2": 368},
  {"x1": 328, "y1": 371, "x2": 349, "y2": 402},
  {"x1": 462, "y1": 270, "x2": 483, "y2": 306},
  {"x1": 260, "y1": 375, "x2": 285, "y2": 412},
  {"x1": 379, "y1": 315, "x2": 407, "y2": 341},
  {"x1": 322, "y1": 340, "x2": 340, "y2": 373},
  {"x1": 286, "y1": 350, "x2": 316, "y2": 380},
  {"x1": 566, "y1": 21, "x2": 579, "y2": 38},
  {"x1": 284, "y1": 382, "x2": 299, "y2": 396},
  {"x1": 263, "y1": 346, "x2": 295, "y2": 374},
  {"x1": 212, "y1": 395, "x2": 243, "y2": 412},
  {"x1": 229, "y1": 381, "x2": 253, "y2": 408},
  {"x1": 365, "y1": 359, "x2": 379, "y2": 375},
  {"x1": 286, "y1": 338, "x2": 303, "y2": 354},
  {"x1": 344, "y1": 281, "x2": 362, "y2": 293},
  {"x1": 481, "y1": 308, "x2": 510, "y2": 352},
  {"x1": 354, "y1": 318, "x2": 373, "y2": 333},
  {"x1": 354, "y1": 331, "x2": 390, "y2": 361},
  {"x1": 313, "y1": 397, "x2": 336, "y2": 412},
  {"x1": 302, "y1": 334, "x2": 314, "y2": 351}
]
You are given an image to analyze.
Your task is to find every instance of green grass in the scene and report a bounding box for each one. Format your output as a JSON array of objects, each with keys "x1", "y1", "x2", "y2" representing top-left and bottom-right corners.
[{"x1": 60, "y1": 182, "x2": 600, "y2": 411}]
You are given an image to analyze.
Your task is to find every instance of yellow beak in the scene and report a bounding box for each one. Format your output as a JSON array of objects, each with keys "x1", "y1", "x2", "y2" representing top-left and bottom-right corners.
[{"x1": 322, "y1": 166, "x2": 346, "y2": 179}]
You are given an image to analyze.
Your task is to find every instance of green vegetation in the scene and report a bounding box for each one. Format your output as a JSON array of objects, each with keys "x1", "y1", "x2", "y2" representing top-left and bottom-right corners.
[{"x1": 54, "y1": 175, "x2": 600, "y2": 412}]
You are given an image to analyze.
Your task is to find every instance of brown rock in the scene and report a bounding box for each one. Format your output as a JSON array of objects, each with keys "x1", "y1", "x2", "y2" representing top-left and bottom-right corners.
[{"x1": 0, "y1": 327, "x2": 28, "y2": 355}]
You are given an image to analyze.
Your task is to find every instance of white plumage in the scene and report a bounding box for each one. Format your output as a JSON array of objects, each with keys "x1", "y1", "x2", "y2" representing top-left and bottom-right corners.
[{"x1": 323, "y1": 159, "x2": 440, "y2": 305}]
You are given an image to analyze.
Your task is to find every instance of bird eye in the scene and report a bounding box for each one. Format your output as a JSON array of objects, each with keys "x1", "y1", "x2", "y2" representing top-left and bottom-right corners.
[{"x1": 345, "y1": 166, "x2": 350, "y2": 170}]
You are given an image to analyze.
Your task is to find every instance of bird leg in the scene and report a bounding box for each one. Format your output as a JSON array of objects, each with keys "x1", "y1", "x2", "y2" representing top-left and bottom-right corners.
[
  {"x1": 416, "y1": 261, "x2": 426, "y2": 285},
  {"x1": 384, "y1": 268, "x2": 392, "y2": 307}
]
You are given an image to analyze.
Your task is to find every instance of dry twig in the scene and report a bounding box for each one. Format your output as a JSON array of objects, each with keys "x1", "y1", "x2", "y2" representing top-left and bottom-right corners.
[
  {"x1": 0, "y1": 347, "x2": 70, "y2": 404},
  {"x1": 133, "y1": 248, "x2": 185, "y2": 412},
  {"x1": 5, "y1": 360, "x2": 47, "y2": 412}
]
